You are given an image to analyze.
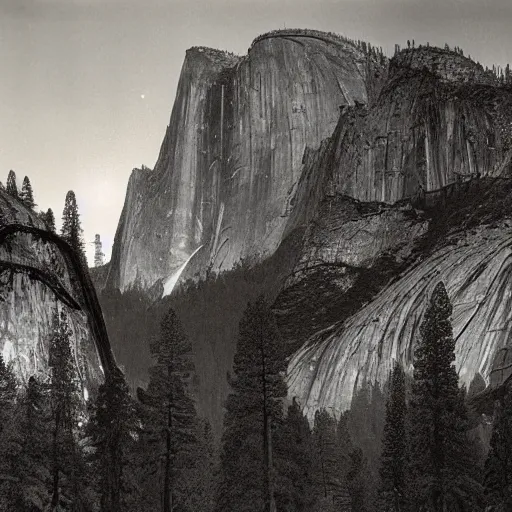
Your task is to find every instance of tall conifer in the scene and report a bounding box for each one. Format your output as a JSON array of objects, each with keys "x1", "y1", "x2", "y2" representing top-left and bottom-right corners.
[
  {"x1": 1, "y1": 377, "x2": 52, "y2": 511},
  {"x1": 0, "y1": 354, "x2": 19, "y2": 509},
  {"x1": 6, "y1": 170, "x2": 18, "y2": 199},
  {"x1": 274, "y1": 398, "x2": 316, "y2": 512},
  {"x1": 407, "y1": 282, "x2": 483, "y2": 511},
  {"x1": 48, "y1": 309, "x2": 88, "y2": 510},
  {"x1": 46, "y1": 208, "x2": 56, "y2": 233},
  {"x1": 89, "y1": 371, "x2": 139, "y2": 512},
  {"x1": 137, "y1": 307, "x2": 198, "y2": 512},
  {"x1": 20, "y1": 176, "x2": 36, "y2": 209},
  {"x1": 378, "y1": 361, "x2": 407, "y2": 511},
  {"x1": 312, "y1": 409, "x2": 340, "y2": 507},
  {"x1": 216, "y1": 297, "x2": 287, "y2": 512},
  {"x1": 61, "y1": 190, "x2": 86, "y2": 264}
]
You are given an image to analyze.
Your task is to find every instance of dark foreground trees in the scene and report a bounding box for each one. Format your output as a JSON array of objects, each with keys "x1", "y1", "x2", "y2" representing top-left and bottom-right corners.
[
  {"x1": 484, "y1": 389, "x2": 512, "y2": 511},
  {"x1": 88, "y1": 371, "x2": 140, "y2": 512},
  {"x1": 48, "y1": 309, "x2": 91, "y2": 510},
  {"x1": 137, "y1": 307, "x2": 200, "y2": 512},
  {"x1": 274, "y1": 398, "x2": 316, "y2": 512},
  {"x1": 407, "y1": 282, "x2": 483, "y2": 511},
  {"x1": 216, "y1": 297, "x2": 287, "y2": 512},
  {"x1": 378, "y1": 361, "x2": 407, "y2": 512}
]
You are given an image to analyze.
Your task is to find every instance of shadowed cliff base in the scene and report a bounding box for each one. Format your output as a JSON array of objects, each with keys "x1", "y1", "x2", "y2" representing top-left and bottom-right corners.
[{"x1": 99, "y1": 227, "x2": 304, "y2": 435}]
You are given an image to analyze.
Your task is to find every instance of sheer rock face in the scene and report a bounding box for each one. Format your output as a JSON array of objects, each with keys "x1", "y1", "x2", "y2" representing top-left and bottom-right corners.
[
  {"x1": 107, "y1": 38, "x2": 512, "y2": 421},
  {"x1": 0, "y1": 192, "x2": 111, "y2": 392},
  {"x1": 108, "y1": 32, "x2": 382, "y2": 291},
  {"x1": 288, "y1": 221, "x2": 512, "y2": 420},
  {"x1": 295, "y1": 54, "x2": 512, "y2": 207}
]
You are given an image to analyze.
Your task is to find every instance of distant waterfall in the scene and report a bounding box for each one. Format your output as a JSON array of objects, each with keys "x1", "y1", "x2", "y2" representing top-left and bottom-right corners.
[{"x1": 162, "y1": 245, "x2": 204, "y2": 298}]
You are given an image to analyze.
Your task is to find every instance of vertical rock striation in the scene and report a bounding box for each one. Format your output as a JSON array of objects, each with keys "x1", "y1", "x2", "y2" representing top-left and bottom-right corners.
[{"x1": 108, "y1": 31, "x2": 385, "y2": 291}]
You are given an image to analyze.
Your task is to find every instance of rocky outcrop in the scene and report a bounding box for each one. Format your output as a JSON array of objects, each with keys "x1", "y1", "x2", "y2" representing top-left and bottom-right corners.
[
  {"x1": 108, "y1": 30, "x2": 385, "y2": 291},
  {"x1": 0, "y1": 191, "x2": 118, "y2": 392},
  {"x1": 273, "y1": 46, "x2": 512, "y2": 363},
  {"x1": 274, "y1": 196, "x2": 428, "y2": 353},
  {"x1": 286, "y1": 50, "x2": 512, "y2": 210},
  {"x1": 287, "y1": 217, "x2": 512, "y2": 419}
]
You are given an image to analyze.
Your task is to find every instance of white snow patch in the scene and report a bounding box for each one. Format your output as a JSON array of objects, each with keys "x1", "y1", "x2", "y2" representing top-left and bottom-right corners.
[
  {"x1": 162, "y1": 245, "x2": 203, "y2": 298},
  {"x1": 83, "y1": 387, "x2": 89, "y2": 401}
]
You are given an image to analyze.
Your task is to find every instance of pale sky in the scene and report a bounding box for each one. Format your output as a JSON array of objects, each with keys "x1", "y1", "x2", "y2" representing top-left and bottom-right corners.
[{"x1": 1, "y1": 0, "x2": 511, "y2": 264}]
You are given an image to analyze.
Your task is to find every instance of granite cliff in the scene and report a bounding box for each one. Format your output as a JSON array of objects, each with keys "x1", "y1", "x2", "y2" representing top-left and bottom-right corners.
[
  {"x1": 0, "y1": 190, "x2": 118, "y2": 394},
  {"x1": 107, "y1": 30, "x2": 386, "y2": 291},
  {"x1": 105, "y1": 33, "x2": 512, "y2": 424}
]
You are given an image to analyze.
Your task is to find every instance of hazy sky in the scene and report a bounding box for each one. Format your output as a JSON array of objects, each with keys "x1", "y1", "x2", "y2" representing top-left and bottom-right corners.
[{"x1": 1, "y1": 0, "x2": 511, "y2": 263}]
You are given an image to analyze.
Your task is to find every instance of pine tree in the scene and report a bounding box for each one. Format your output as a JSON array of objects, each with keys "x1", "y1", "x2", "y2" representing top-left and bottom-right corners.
[
  {"x1": 6, "y1": 170, "x2": 18, "y2": 199},
  {"x1": 274, "y1": 398, "x2": 316, "y2": 512},
  {"x1": 46, "y1": 208, "x2": 56, "y2": 233},
  {"x1": 312, "y1": 409, "x2": 341, "y2": 510},
  {"x1": 137, "y1": 307, "x2": 198, "y2": 512},
  {"x1": 2, "y1": 377, "x2": 52, "y2": 511},
  {"x1": 61, "y1": 190, "x2": 86, "y2": 264},
  {"x1": 20, "y1": 176, "x2": 36, "y2": 209},
  {"x1": 216, "y1": 297, "x2": 287, "y2": 512},
  {"x1": 378, "y1": 361, "x2": 407, "y2": 512},
  {"x1": 484, "y1": 389, "x2": 512, "y2": 511},
  {"x1": 0, "y1": 354, "x2": 18, "y2": 508},
  {"x1": 348, "y1": 447, "x2": 369, "y2": 512},
  {"x1": 337, "y1": 412, "x2": 354, "y2": 508},
  {"x1": 89, "y1": 371, "x2": 139, "y2": 512},
  {"x1": 48, "y1": 308, "x2": 88, "y2": 510},
  {"x1": 407, "y1": 282, "x2": 483, "y2": 512},
  {"x1": 179, "y1": 419, "x2": 218, "y2": 512},
  {"x1": 38, "y1": 208, "x2": 56, "y2": 233}
]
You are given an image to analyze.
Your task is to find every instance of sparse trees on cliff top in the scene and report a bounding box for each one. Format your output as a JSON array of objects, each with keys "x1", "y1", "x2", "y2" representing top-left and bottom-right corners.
[
  {"x1": 20, "y1": 176, "x2": 36, "y2": 209},
  {"x1": 6, "y1": 170, "x2": 18, "y2": 199},
  {"x1": 61, "y1": 190, "x2": 87, "y2": 265},
  {"x1": 43, "y1": 208, "x2": 56, "y2": 233}
]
